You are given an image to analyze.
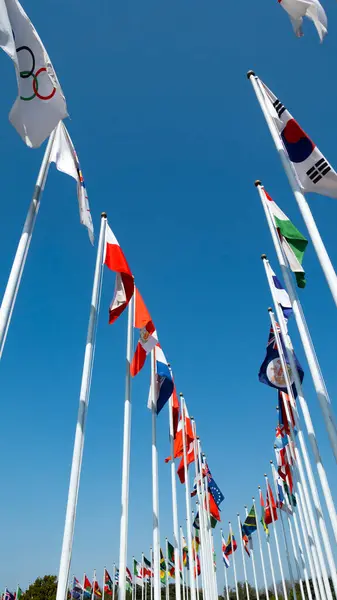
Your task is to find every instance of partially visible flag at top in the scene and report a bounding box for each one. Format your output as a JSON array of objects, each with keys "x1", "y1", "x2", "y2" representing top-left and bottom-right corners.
[
  {"x1": 242, "y1": 505, "x2": 257, "y2": 537},
  {"x1": 130, "y1": 288, "x2": 158, "y2": 377},
  {"x1": 268, "y1": 263, "x2": 293, "y2": 319},
  {"x1": 147, "y1": 345, "x2": 173, "y2": 414},
  {"x1": 221, "y1": 533, "x2": 230, "y2": 568},
  {"x1": 258, "y1": 78, "x2": 337, "y2": 199},
  {"x1": 279, "y1": 0, "x2": 327, "y2": 41},
  {"x1": 0, "y1": 0, "x2": 68, "y2": 147},
  {"x1": 49, "y1": 121, "x2": 94, "y2": 244},
  {"x1": 263, "y1": 188, "x2": 308, "y2": 288},
  {"x1": 104, "y1": 224, "x2": 134, "y2": 325}
]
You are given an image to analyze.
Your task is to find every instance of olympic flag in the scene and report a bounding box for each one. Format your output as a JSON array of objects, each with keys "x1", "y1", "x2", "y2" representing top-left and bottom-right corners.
[{"x1": 0, "y1": 0, "x2": 67, "y2": 147}]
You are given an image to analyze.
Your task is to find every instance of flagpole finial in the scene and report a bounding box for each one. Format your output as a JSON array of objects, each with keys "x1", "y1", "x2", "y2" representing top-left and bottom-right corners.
[
  {"x1": 101, "y1": 212, "x2": 107, "y2": 218},
  {"x1": 261, "y1": 254, "x2": 267, "y2": 260},
  {"x1": 252, "y1": 497, "x2": 255, "y2": 500},
  {"x1": 237, "y1": 513, "x2": 240, "y2": 516},
  {"x1": 247, "y1": 70, "x2": 255, "y2": 79},
  {"x1": 274, "y1": 445, "x2": 277, "y2": 449},
  {"x1": 254, "y1": 180, "x2": 261, "y2": 187},
  {"x1": 270, "y1": 460, "x2": 273, "y2": 464},
  {"x1": 179, "y1": 392, "x2": 183, "y2": 397},
  {"x1": 264, "y1": 473, "x2": 267, "y2": 477},
  {"x1": 244, "y1": 505, "x2": 247, "y2": 508}
]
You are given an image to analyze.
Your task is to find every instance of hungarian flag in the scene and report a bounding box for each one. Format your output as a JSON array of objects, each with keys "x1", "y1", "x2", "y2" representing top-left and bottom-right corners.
[
  {"x1": 0, "y1": 0, "x2": 67, "y2": 147},
  {"x1": 104, "y1": 570, "x2": 113, "y2": 596},
  {"x1": 130, "y1": 288, "x2": 158, "y2": 376},
  {"x1": 49, "y1": 121, "x2": 94, "y2": 244},
  {"x1": 263, "y1": 189, "x2": 308, "y2": 288},
  {"x1": 177, "y1": 440, "x2": 195, "y2": 484},
  {"x1": 104, "y1": 224, "x2": 134, "y2": 324},
  {"x1": 265, "y1": 484, "x2": 278, "y2": 525},
  {"x1": 279, "y1": 0, "x2": 327, "y2": 41},
  {"x1": 257, "y1": 77, "x2": 337, "y2": 198}
]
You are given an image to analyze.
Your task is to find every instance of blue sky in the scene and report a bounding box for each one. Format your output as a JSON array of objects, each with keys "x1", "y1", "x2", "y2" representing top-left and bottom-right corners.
[{"x1": 0, "y1": 0, "x2": 337, "y2": 593}]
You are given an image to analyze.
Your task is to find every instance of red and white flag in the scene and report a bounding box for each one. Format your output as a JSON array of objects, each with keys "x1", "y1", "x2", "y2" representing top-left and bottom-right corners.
[
  {"x1": 279, "y1": 0, "x2": 327, "y2": 41},
  {"x1": 104, "y1": 224, "x2": 134, "y2": 324},
  {"x1": 177, "y1": 440, "x2": 195, "y2": 484},
  {"x1": 130, "y1": 288, "x2": 158, "y2": 377},
  {"x1": 165, "y1": 402, "x2": 194, "y2": 462}
]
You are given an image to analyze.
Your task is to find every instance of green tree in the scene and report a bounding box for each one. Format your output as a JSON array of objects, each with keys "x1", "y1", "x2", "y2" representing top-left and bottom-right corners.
[{"x1": 22, "y1": 575, "x2": 57, "y2": 600}]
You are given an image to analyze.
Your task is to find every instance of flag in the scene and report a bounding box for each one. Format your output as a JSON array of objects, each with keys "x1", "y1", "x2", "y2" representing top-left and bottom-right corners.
[
  {"x1": 4, "y1": 592, "x2": 15, "y2": 600},
  {"x1": 224, "y1": 533, "x2": 237, "y2": 557},
  {"x1": 147, "y1": 345, "x2": 174, "y2": 414},
  {"x1": 265, "y1": 484, "x2": 278, "y2": 525},
  {"x1": 130, "y1": 288, "x2": 158, "y2": 376},
  {"x1": 0, "y1": 0, "x2": 67, "y2": 147},
  {"x1": 208, "y1": 490, "x2": 221, "y2": 522},
  {"x1": 182, "y1": 534, "x2": 189, "y2": 568},
  {"x1": 241, "y1": 523, "x2": 251, "y2": 558},
  {"x1": 93, "y1": 582, "x2": 102, "y2": 599},
  {"x1": 171, "y1": 386, "x2": 180, "y2": 438},
  {"x1": 114, "y1": 569, "x2": 119, "y2": 585},
  {"x1": 104, "y1": 224, "x2": 134, "y2": 324},
  {"x1": 279, "y1": 0, "x2": 327, "y2": 41},
  {"x1": 259, "y1": 324, "x2": 304, "y2": 397},
  {"x1": 206, "y1": 467, "x2": 225, "y2": 507},
  {"x1": 166, "y1": 402, "x2": 194, "y2": 462},
  {"x1": 242, "y1": 505, "x2": 257, "y2": 537},
  {"x1": 126, "y1": 568, "x2": 132, "y2": 593},
  {"x1": 276, "y1": 476, "x2": 293, "y2": 514},
  {"x1": 160, "y1": 549, "x2": 167, "y2": 583},
  {"x1": 133, "y1": 559, "x2": 143, "y2": 581},
  {"x1": 104, "y1": 570, "x2": 113, "y2": 596},
  {"x1": 15, "y1": 590, "x2": 22, "y2": 600},
  {"x1": 258, "y1": 78, "x2": 337, "y2": 198},
  {"x1": 143, "y1": 557, "x2": 153, "y2": 578},
  {"x1": 268, "y1": 263, "x2": 293, "y2": 319},
  {"x1": 284, "y1": 481, "x2": 297, "y2": 507},
  {"x1": 177, "y1": 440, "x2": 195, "y2": 484},
  {"x1": 260, "y1": 490, "x2": 269, "y2": 536},
  {"x1": 221, "y1": 534, "x2": 230, "y2": 568},
  {"x1": 168, "y1": 564, "x2": 176, "y2": 579},
  {"x1": 168, "y1": 541, "x2": 175, "y2": 563},
  {"x1": 71, "y1": 578, "x2": 83, "y2": 600},
  {"x1": 193, "y1": 528, "x2": 200, "y2": 555},
  {"x1": 263, "y1": 189, "x2": 308, "y2": 288},
  {"x1": 83, "y1": 576, "x2": 92, "y2": 598}
]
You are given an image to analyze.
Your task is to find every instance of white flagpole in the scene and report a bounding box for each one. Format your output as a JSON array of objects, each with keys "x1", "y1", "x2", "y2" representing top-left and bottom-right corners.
[
  {"x1": 92, "y1": 571, "x2": 97, "y2": 600},
  {"x1": 191, "y1": 510, "x2": 200, "y2": 600},
  {"x1": 132, "y1": 560, "x2": 135, "y2": 600},
  {"x1": 56, "y1": 213, "x2": 107, "y2": 600},
  {"x1": 151, "y1": 349, "x2": 161, "y2": 600},
  {"x1": 103, "y1": 570, "x2": 105, "y2": 600},
  {"x1": 244, "y1": 506, "x2": 259, "y2": 600},
  {"x1": 202, "y1": 454, "x2": 218, "y2": 600},
  {"x1": 252, "y1": 498, "x2": 269, "y2": 600},
  {"x1": 237, "y1": 514, "x2": 250, "y2": 600},
  {"x1": 168, "y1": 376, "x2": 181, "y2": 600},
  {"x1": 248, "y1": 71, "x2": 337, "y2": 308},
  {"x1": 150, "y1": 548, "x2": 153, "y2": 600},
  {"x1": 142, "y1": 555, "x2": 145, "y2": 600},
  {"x1": 220, "y1": 529, "x2": 229, "y2": 600},
  {"x1": 165, "y1": 539, "x2": 169, "y2": 600},
  {"x1": 293, "y1": 484, "x2": 317, "y2": 600},
  {"x1": 0, "y1": 129, "x2": 56, "y2": 359},
  {"x1": 180, "y1": 395, "x2": 196, "y2": 600},
  {"x1": 256, "y1": 181, "x2": 337, "y2": 470},
  {"x1": 112, "y1": 565, "x2": 116, "y2": 600},
  {"x1": 264, "y1": 475, "x2": 288, "y2": 600},
  {"x1": 228, "y1": 522, "x2": 239, "y2": 600},
  {"x1": 269, "y1": 465, "x2": 297, "y2": 600},
  {"x1": 265, "y1": 276, "x2": 337, "y2": 600},
  {"x1": 118, "y1": 296, "x2": 134, "y2": 600},
  {"x1": 81, "y1": 574, "x2": 85, "y2": 600},
  {"x1": 193, "y1": 437, "x2": 210, "y2": 600},
  {"x1": 180, "y1": 528, "x2": 186, "y2": 600},
  {"x1": 258, "y1": 488, "x2": 278, "y2": 600}
]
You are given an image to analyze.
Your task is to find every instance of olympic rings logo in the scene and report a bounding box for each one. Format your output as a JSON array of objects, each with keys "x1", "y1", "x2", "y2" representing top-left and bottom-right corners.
[{"x1": 17, "y1": 46, "x2": 56, "y2": 102}]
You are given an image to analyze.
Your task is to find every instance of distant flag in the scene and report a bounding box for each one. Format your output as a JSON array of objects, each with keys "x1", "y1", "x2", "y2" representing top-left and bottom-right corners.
[
  {"x1": 242, "y1": 505, "x2": 257, "y2": 537},
  {"x1": 166, "y1": 402, "x2": 194, "y2": 462},
  {"x1": 168, "y1": 541, "x2": 175, "y2": 564},
  {"x1": 241, "y1": 523, "x2": 251, "y2": 557},
  {"x1": 104, "y1": 570, "x2": 113, "y2": 596},
  {"x1": 193, "y1": 528, "x2": 200, "y2": 555},
  {"x1": 0, "y1": 0, "x2": 67, "y2": 147},
  {"x1": 263, "y1": 189, "x2": 308, "y2": 288},
  {"x1": 147, "y1": 345, "x2": 174, "y2": 414},
  {"x1": 221, "y1": 533, "x2": 230, "y2": 568},
  {"x1": 279, "y1": 0, "x2": 327, "y2": 41},
  {"x1": 224, "y1": 533, "x2": 237, "y2": 557},
  {"x1": 268, "y1": 263, "x2": 293, "y2": 319},
  {"x1": 114, "y1": 569, "x2": 119, "y2": 585},
  {"x1": 133, "y1": 559, "x2": 143, "y2": 581},
  {"x1": 284, "y1": 481, "x2": 297, "y2": 507},
  {"x1": 177, "y1": 440, "x2": 195, "y2": 484},
  {"x1": 104, "y1": 224, "x2": 134, "y2": 324},
  {"x1": 182, "y1": 533, "x2": 189, "y2": 568},
  {"x1": 93, "y1": 581, "x2": 102, "y2": 599},
  {"x1": 125, "y1": 568, "x2": 132, "y2": 593},
  {"x1": 143, "y1": 557, "x2": 153, "y2": 578},
  {"x1": 14, "y1": 589, "x2": 22, "y2": 600},
  {"x1": 4, "y1": 591, "x2": 15, "y2": 600},
  {"x1": 160, "y1": 549, "x2": 167, "y2": 583},
  {"x1": 259, "y1": 490, "x2": 269, "y2": 536},
  {"x1": 265, "y1": 484, "x2": 278, "y2": 525},
  {"x1": 276, "y1": 476, "x2": 293, "y2": 514},
  {"x1": 71, "y1": 578, "x2": 83, "y2": 600},
  {"x1": 49, "y1": 121, "x2": 94, "y2": 243},
  {"x1": 205, "y1": 466, "x2": 225, "y2": 507},
  {"x1": 258, "y1": 324, "x2": 304, "y2": 397},
  {"x1": 258, "y1": 78, "x2": 337, "y2": 199},
  {"x1": 83, "y1": 576, "x2": 92, "y2": 598},
  {"x1": 130, "y1": 288, "x2": 158, "y2": 376},
  {"x1": 168, "y1": 564, "x2": 176, "y2": 579},
  {"x1": 171, "y1": 386, "x2": 180, "y2": 438},
  {"x1": 208, "y1": 490, "x2": 221, "y2": 522}
]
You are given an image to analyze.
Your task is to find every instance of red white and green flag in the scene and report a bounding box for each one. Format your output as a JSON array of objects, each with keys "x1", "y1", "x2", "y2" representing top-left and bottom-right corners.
[{"x1": 104, "y1": 570, "x2": 113, "y2": 596}]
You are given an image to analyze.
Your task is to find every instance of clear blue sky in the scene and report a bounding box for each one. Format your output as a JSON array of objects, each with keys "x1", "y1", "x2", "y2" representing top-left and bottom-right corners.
[{"x1": 0, "y1": 0, "x2": 337, "y2": 593}]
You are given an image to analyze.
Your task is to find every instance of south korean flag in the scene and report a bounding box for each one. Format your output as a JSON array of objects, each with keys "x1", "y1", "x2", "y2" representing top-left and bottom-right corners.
[{"x1": 258, "y1": 78, "x2": 337, "y2": 199}]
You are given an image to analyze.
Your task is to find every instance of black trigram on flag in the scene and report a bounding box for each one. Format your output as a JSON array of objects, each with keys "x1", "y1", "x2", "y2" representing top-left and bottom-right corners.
[
  {"x1": 273, "y1": 98, "x2": 286, "y2": 118},
  {"x1": 306, "y1": 158, "x2": 331, "y2": 184}
]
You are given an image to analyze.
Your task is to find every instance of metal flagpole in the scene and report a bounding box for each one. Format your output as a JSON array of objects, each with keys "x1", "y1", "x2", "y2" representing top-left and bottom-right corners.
[
  {"x1": 92, "y1": 571, "x2": 97, "y2": 600},
  {"x1": 180, "y1": 528, "x2": 186, "y2": 600},
  {"x1": 151, "y1": 349, "x2": 161, "y2": 600},
  {"x1": 244, "y1": 506, "x2": 259, "y2": 600},
  {"x1": 252, "y1": 498, "x2": 269, "y2": 600},
  {"x1": 150, "y1": 547, "x2": 153, "y2": 600},
  {"x1": 258, "y1": 488, "x2": 278, "y2": 600},
  {"x1": 112, "y1": 565, "x2": 116, "y2": 600},
  {"x1": 142, "y1": 555, "x2": 145, "y2": 600},
  {"x1": 203, "y1": 454, "x2": 218, "y2": 600},
  {"x1": 81, "y1": 574, "x2": 86, "y2": 600},
  {"x1": 228, "y1": 522, "x2": 239, "y2": 600},
  {"x1": 0, "y1": 129, "x2": 56, "y2": 359},
  {"x1": 193, "y1": 437, "x2": 210, "y2": 600},
  {"x1": 269, "y1": 465, "x2": 297, "y2": 600},
  {"x1": 118, "y1": 296, "x2": 134, "y2": 600},
  {"x1": 180, "y1": 395, "x2": 196, "y2": 600},
  {"x1": 256, "y1": 180, "x2": 337, "y2": 469},
  {"x1": 264, "y1": 475, "x2": 288, "y2": 600},
  {"x1": 220, "y1": 529, "x2": 230, "y2": 600},
  {"x1": 56, "y1": 213, "x2": 107, "y2": 600},
  {"x1": 165, "y1": 539, "x2": 169, "y2": 600},
  {"x1": 237, "y1": 514, "x2": 250, "y2": 600},
  {"x1": 265, "y1": 275, "x2": 337, "y2": 600},
  {"x1": 103, "y1": 570, "x2": 105, "y2": 600},
  {"x1": 248, "y1": 71, "x2": 337, "y2": 308},
  {"x1": 132, "y1": 559, "x2": 135, "y2": 600},
  {"x1": 293, "y1": 484, "x2": 317, "y2": 600},
  {"x1": 168, "y1": 378, "x2": 181, "y2": 600}
]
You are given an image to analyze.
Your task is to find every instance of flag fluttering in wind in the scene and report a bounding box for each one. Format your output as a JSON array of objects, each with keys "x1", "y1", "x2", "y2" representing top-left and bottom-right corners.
[
  {"x1": 279, "y1": 0, "x2": 327, "y2": 41},
  {"x1": 269, "y1": 264, "x2": 293, "y2": 319},
  {"x1": 259, "y1": 490, "x2": 269, "y2": 536},
  {"x1": 166, "y1": 402, "x2": 194, "y2": 462},
  {"x1": 242, "y1": 505, "x2": 257, "y2": 538},
  {"x1": 49, "y1": 121, "x2": 94, "y2": 243},
  {"x1": 130, "y1": 289, "x2": 158, "y2": 376},
  {"x1": 265, "y1": 484, "x2": 278, "y2": 525},
  {"x1": 93, "y1": 581, "x2": 102, "y2": 599},
  {"x1": 205, "y1": 465, "x2": 225, "y2": 507},
  {"x1": 83, "y1": 576, "x2": 92, "y2": 598},
  {"x1": 15, "y1": 588, "x2": 23, "y2": 600},
  {"x1": 0, "y1": 0, "x2": 67, "y2": 146},
  {"x1": 259, "y1": 324, "x2": 304, "y2": 397},
  {"x1": 4, "y1": 590, "x2": 15, "y2": 600},
  {"x1": 147, "y1": 345, "x2": 174, "y2": 414},
  {"x1": 168, "y1": 541, "x2": 175, "y2": 563},
  {"x1": 263, "y1": 189, "x2": 308, "y2": 288},
  {"x1": 133, "y1": 559, "x2": 143, "y2": 581},
  {"x1": 221, "y1": 533, "x2": 230, "y2": 568},
  {"x1": 104, "y1": 570, "x2": 113, "y2": 596},
  {"x1": 126, "y1": 568, "x2": 132, "y2": 593},
  {"x1": 143, "y1": 557, "x2": 153, "y2": 578},
  {"x1": 177, "y1": 440, "x2": 195, "y2": 484},
  {"x1": 258, "y1": 78, "x2": 337, "y2": 198},
  {"x1": 241, "y1": 523, "x2": 251, "y2": 557},
  {"x1": 160, "y1": 549, "x2": 167, "y2": 583},
  {"x1": 71, "y1": 578, "x2": 83, "y2": 600},
  {"x1": 104, "y1": 224, "x2": 134, "y2": 324},
  {"x1": 224, "y1": 533, "x2": 237, "y2": 558},
  {"x1": 182, "y1": 533, "x2": 189, "y2": 568}
]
